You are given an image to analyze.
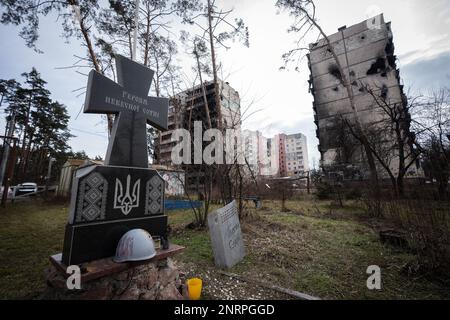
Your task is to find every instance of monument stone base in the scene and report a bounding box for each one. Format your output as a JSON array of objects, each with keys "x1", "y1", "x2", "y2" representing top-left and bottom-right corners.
[
  {"x1": 43, "y1": 245, "x2": 188, "y2": 300},
  {"x1": 62, "y1": 164, "x2": 168, "y2": 266}
]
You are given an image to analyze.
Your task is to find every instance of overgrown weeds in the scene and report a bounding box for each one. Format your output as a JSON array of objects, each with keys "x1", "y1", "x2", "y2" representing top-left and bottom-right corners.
[{"x1": 382, "y1": 200, "x2": 450, "y2": 277}]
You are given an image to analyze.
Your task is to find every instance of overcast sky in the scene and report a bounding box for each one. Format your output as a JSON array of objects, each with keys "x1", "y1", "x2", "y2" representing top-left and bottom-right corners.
[{"x1": 0, "y1": 0, "x2": 449, "y2": 168}]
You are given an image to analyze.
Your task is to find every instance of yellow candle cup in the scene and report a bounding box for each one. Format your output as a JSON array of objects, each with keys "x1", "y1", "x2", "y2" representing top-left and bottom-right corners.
[{"x1": 187, "y1": 278, "x2": 202, "y2": 300}]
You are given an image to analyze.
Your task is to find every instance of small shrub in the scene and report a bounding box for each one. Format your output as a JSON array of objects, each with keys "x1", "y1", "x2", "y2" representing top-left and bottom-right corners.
[
  {"x1": 315, "y1": 180, "x2": 334, "y2": 200},
  {"x1": 362, "y1": 197, "x2": 383, "y2": 218},
  {"x1": 345, "y1": 188, "x2": 362, "y2": 200},
  {"x1": 384, "y1": 200, "x2": 450, "y2": 276}
]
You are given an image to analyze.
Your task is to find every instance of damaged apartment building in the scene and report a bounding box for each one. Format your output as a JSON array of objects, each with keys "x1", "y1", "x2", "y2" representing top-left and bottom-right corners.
[
  {"x1": 308, "y1": 13, "x2": 420, "y2": 180},
  {"x1": 156, "y1": 80, "x2": 241, "y2": 192}
]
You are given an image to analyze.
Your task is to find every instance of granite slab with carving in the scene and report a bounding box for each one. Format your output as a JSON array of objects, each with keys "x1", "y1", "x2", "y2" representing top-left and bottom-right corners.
[{"x1": 61, "y1": 55, "x2": 169, "y2": 265}]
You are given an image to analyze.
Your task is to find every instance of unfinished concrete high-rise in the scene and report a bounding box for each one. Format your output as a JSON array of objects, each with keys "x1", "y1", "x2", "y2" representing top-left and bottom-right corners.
[
  {"x1": 156, "y1": 80, "x2": 241, "y2": 192},
  {"x1": 308, "y1": 14, "x2": 420, "y2": 178}
]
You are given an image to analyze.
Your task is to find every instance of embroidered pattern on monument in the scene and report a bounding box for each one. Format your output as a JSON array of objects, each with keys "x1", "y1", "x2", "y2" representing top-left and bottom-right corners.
[
  {"x1": 76, "y1": 172, "x2": 108, "y2": 222},
  {"x1": 145, "y1": 175, "x2": 164, "y2": 215}
]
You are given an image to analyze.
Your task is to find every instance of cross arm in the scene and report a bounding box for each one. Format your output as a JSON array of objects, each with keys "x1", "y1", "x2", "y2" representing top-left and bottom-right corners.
[
  {"x1": 144, "y1": 96, "x2": 169, "y2": 131},
  {"x1": 84, "y1": 70, "x2": 125, "y2": 114},
  {"x1": 84, "y1": 70, "x2": 169, "y2": 131}
]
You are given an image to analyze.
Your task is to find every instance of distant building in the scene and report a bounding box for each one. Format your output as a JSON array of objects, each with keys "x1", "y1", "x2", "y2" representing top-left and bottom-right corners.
[
  {"x1": 56, "y1": 159, "x2": 185, "y2": 197},
  {"x1": 157, "y1": 102, "x2": 184, "y2": 168},
  {"x1": 148, "y1": 165, "x2": 185, "y2": 197},
  {"x1": 307, "y1": 14, "x2": 420, "y2": 178},
  {"x1": 243, "y1": 130, "x2": 271, "y2": 176},
  {"x1": 156, "y1": 80, "x2": 241, "y2": 192},
  {"x1": 56, "y1": 159, "x2": 103, "y2": 197},
  {"x1": 267, "y1": 136, "x2": 280, "y2": 176},
  {"x1": 243, "y1": 130, "x2": 259, "y2": 174},
  {"x1": 275, "y1": 134, "x2": 287, "y2": 177},
  {"x1": 243, "y1": 131, "x2": 309, "y2": 178},
  {"x1": 155, "y1": 80, "x2": 311, "y2": 182},
  {"x1": 283, "y1": 133, "x2": 310, "y2": 176}
]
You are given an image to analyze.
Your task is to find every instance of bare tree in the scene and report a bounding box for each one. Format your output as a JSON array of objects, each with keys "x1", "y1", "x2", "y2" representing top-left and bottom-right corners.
[
  {"x1": 183, "y1": 0, "x2": 249, "y2": 131},
  {"x1": 0, "y1": 0, "x2": 120, "y2": 132},
  {"x1": 178, "y1": 1, "x2": 249, "y2": 208},
  {"x1": 0, "y1": 0, "x2": 200, "y2": 136},
  {"x1": 328, "y1": 118, "x2": 359, "y2": 166},
  {"x1": 417, "y1": 88, "x2": 450, "y2": 199},
  {"x1": 339, "y1": 85, "x2": 422, "y2": 197}
]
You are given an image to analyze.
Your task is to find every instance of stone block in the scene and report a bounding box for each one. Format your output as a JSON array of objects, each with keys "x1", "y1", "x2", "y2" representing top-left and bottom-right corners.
[{"x1": 208, "y1": 201, "x2": 245, "y2": 269}]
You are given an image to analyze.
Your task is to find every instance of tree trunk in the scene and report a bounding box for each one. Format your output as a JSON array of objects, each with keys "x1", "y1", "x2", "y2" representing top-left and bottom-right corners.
[
  {"x1": 19, "y1": 93, "x2": 32, "y2": 181},
  {"x1": 22, "y1": 133, "x2": 34, "y2": 179},
  {"x1": 36, "y1": 147, "x2": 45, "y2": 182},
  {"x1": 361, "y1": 139, "x2": 380, "y2": 199},
  {"x1": 397, "y1": 175, "x2": 405, "y2": 198},
  {"x1": 307, "y1": 171, "x2": 311, "y2": 194},
  {"x1": 438, "y1": 178, "x2": 448, "y2": 200},
  {"x1": 389, "y1": 175, "x2": 398, "y2": 199},
  {"x1": 143, "y1": 4, "x2": 151, "y2": 67},
  {"x1": 154, "y1": 53, "x2": 161, "y2": 97},
  {"x1": 194, "y1": 43, "x2": 212, "y2": 129},
  {"x1": 237, "y1": 164, "x2": 243, "y2": 219},
  {"x1": 395, "y1": 122, "x2": 406, "y2": 198},
  {"x1": 281, "y1": 185, "x2": 287, "y2": 212},
  {"x1": 207, "y1": 0, "x2": 222, "y2": 130},
  {"x1": 75, "y1": 9, "x2": 114, "y2": 134}
]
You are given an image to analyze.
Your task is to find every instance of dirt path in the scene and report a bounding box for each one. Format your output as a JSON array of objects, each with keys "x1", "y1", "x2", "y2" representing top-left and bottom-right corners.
[{"x1": 179, "y1": 262, "x2": 294, "y2": 300}]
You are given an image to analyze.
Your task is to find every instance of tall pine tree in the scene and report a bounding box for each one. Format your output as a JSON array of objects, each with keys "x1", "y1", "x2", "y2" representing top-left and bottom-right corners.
[{"x1": 2, "y1": 69, "x2": 73, "y2": 184}]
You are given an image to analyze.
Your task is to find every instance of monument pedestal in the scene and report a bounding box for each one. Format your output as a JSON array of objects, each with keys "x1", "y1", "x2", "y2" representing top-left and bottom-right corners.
[
  {"x1": 62, "y1": 165, "x2": 168, "y2": 265},
  {"x1": 43, "y1": 245, "x2": 188, "y2": 300},
  {"x1": 48, "y1": 54, "x2": 181, "y2": 300}
]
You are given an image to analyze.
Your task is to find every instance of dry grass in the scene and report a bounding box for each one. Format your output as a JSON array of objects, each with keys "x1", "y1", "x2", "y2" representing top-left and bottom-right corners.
[
  {"x1": 1, "y1": 199, "x2": 449, "y2": 299},
  {"x1": 0, "y1": 200, "x2": 67, "y2": 299},
  {"x1": 171, "y1": 199, "x2": 450, "y2": 299},
  {"x1": 382, "y1": 200, "x2": 450, "y2": 276}
]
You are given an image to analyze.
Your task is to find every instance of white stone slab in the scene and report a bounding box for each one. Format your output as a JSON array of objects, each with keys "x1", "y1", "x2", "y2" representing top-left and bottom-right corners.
[{"x1": 208, "y1": 201, "x2": 245, "y2": 269}]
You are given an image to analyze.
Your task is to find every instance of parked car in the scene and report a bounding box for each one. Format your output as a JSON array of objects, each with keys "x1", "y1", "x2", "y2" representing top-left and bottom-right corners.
[{"x1": 15, "y1": 182, "x2": 38, "y2": 196}]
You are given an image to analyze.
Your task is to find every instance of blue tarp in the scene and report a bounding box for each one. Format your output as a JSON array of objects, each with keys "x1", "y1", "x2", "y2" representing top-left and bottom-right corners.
[{"x1": 164, "y1": 200, "x2": 203, "y2": 211}]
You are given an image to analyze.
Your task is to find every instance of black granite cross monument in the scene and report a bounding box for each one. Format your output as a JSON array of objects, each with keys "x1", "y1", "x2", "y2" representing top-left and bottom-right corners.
[
  {"x1": 62, "y1": 55, "x2": 170, "y2": 265},
  {"x1": 84, "y1": 54, "x2": 168, "y2": 168}
]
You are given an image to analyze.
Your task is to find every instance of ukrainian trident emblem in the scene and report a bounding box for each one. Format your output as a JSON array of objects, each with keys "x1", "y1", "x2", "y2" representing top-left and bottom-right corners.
[{"x1": 114, "y1": 175, "x2": 141, "y2": 215}]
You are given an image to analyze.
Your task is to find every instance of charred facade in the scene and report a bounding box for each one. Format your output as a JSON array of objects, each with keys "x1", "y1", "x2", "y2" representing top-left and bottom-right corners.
[{"x1": 307, "y1": 14, "x2": 420, "y2": 179}]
